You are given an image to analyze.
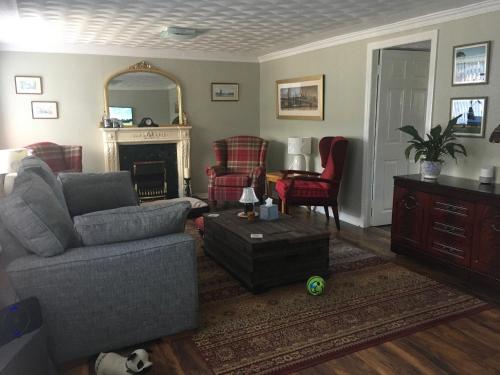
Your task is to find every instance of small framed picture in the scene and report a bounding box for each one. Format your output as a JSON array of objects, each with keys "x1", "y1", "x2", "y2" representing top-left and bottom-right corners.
[
  {"x1": 211, "y1": 83, "x2": 239, "y2": 101},
  {"x1": 450, "y1": 97, "x2": 487, "y2": 138},
  {"x1": 276, "y1": 75, "x2": 324, "y2": 120},
  {"x1": 31, "y1": 101, "x2": 59, "y2": 119},
  {"x1": 15, "y1": 76, "x2": 43, "y2": 94},
  {"x1": 452, "y1": 41, "x2": 490, "y2": 86}
]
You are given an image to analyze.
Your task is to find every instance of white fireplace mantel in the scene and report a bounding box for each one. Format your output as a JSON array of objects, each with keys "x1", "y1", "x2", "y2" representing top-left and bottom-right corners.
[{"x1": 101, "y1": 126, "x2": 191, "y2": 197}]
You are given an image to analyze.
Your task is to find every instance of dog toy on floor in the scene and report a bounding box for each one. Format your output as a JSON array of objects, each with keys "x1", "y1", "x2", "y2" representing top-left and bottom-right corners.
[{"x1": 95, "y1": 349, "x2": 152, "y2": 375}]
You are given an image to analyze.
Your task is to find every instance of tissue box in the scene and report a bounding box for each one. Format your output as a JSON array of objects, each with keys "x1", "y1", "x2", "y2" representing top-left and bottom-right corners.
[{"x1": 260, "y1": 204, "x2": 279, "y2": 220}]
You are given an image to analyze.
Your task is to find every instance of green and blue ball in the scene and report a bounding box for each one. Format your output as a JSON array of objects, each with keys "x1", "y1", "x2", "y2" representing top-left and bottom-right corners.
[{"x1": 306, "y1": 276, "x2": 325, "y2": 296}]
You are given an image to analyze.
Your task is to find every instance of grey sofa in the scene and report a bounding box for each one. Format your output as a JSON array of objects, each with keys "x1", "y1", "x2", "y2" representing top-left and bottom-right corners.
[{"x1": 0, "y1": 158, "x2": 199, "y2": 365}]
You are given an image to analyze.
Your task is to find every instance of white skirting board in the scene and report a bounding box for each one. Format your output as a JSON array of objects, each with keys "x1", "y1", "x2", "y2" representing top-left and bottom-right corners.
[{"x1": 311, "y1": 206, "x2": 364, "y2": 227}]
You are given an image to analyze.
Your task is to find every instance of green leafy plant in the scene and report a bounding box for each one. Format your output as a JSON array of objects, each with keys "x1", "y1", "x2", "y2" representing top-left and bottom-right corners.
[{"x1": 399, "y1": 116, "x2": 467, "y2": 163}]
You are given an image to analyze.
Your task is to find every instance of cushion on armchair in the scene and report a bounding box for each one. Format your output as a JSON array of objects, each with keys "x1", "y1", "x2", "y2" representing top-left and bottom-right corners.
[
  {"x1": 0, "y1": 172, "x2": 80, "y2": 257},
  {"x1": 73, "y1": 201, "x2": 191, "y2": 246},
  {"x1": 58, "y1": 171, "x2": 138, "y2": 217}
]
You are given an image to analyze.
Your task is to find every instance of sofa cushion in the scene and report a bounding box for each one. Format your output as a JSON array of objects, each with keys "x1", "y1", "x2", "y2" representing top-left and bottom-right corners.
[
  {"x1": 215, "y1": 174, "x2": 250, "y2": 187},
  {"x1": 18, "y1": 156, "x2": 68, "y2": 212},
  {"x1": 58, "y1": 172, "x2": 138, "y2": 217},
  {"x1": 73, "y1": 200, "x2": 190, "y2": 246},
  {"x1": 0, "y1": 172, "x2": 80, "y2": 257}
]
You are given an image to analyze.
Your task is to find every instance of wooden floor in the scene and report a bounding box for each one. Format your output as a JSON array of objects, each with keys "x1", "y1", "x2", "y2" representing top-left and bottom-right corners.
[{"x1": 62, "y1": 207, "x2": 500, "y2": 375}]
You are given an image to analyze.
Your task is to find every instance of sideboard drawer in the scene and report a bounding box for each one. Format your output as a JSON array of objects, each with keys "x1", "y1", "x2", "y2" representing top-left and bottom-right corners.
[
  {"x1": 431, "y1": 195, "x2": 474, "y2": 224},
  {"x1": 428, "y1": 225, "x2": 471, "y2": 266}
]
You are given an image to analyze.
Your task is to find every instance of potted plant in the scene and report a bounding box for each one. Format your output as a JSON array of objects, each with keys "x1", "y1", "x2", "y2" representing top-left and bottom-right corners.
[{"x1": 399, "y1": 116, "x2": 467, "y2": 179}]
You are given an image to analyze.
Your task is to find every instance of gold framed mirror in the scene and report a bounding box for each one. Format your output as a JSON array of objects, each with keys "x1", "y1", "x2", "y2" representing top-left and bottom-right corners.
[{"x1": 103, "y1": 61, "x2": 184, "y2": 126}]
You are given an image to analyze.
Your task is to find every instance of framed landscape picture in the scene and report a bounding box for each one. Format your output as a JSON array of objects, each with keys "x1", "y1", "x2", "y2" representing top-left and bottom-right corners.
[
  {"x1": 452, "y1": 41, "x2": 490, "y2": 86},
  {"x1": 450, "y1": 97, "x2": 487, "y2": 138},
  {"x1": 31, "y1": 101, "x2": 59, "y2": 119},
  {"x1": 276, "y1": 75, "x2": 324, "y2": 120},
  {"x1": 15, "y1": 76, "x2": 42, "y2": 94},
  {"x1": 211, "y1": 83, "x2": 239, "y2": 101}
]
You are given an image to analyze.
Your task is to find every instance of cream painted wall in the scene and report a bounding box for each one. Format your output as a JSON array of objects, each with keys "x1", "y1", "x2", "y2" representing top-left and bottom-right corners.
[
  {"x1": 260, "y1": 11, "x2": 500, "y2": 222},
  {"x1": 0, "y1": 53, "x2": 260, "y2": 193}
]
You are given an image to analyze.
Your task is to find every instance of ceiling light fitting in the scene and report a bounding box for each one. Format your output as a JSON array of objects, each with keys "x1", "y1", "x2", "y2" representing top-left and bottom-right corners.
[{"x1": 160, "y1": 27, "x2": 199, "y2": 40}]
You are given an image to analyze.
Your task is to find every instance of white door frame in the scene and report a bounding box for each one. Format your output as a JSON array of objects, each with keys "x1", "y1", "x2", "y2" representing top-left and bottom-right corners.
[{"x1": 361, "y1": 30, "x2": 438, "y2": 228}]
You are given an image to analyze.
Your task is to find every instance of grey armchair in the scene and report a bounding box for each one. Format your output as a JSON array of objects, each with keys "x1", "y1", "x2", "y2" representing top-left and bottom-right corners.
[{"x1": 0, "y1": 158, "x2": 199, "y2": 365}]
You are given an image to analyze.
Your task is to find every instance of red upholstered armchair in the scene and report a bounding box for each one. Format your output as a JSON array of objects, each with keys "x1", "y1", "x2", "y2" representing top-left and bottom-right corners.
[
  {"x1": 276, "y1": 137, "x2": 348, "y2": 230},
  {"x1": 25, "y1": 142, "x2": 82, "y2": 174},
  {"x1": 206, "y1": 136, "x2": 268, "y2": 204}
]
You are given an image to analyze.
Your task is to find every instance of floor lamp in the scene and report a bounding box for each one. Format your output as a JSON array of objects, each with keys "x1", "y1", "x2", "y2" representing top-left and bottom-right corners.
[{"x1": 287, "y1": 137, "x2": 312, "y2": 171}]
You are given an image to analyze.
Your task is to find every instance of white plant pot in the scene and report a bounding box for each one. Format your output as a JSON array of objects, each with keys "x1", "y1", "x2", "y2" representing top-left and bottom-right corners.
[{"x1": 421, "y1": 161, "x2": 442, "y2": 180}]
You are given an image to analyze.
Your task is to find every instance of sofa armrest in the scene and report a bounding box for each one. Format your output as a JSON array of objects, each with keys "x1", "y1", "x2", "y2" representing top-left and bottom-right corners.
[
  {"x1": 206, "y1": 165, "x2": 226, "y2": 177},
  {"x1": 58, "y1": 171, "x2": 139, "y2": 217},
  {"x1": 7, "y1": 233, "x2": 198, "y2": 363}
]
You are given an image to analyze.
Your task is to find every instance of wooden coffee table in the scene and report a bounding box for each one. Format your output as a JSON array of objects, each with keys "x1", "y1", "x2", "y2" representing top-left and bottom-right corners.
[{"x1": 203, "y1": 209, "x2": 330, "y2": 292}]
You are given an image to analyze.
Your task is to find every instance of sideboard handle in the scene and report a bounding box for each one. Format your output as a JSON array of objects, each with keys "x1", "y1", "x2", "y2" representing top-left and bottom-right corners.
[
  {"x1": 404, "y1": 196, "x2": 417, "y2": 210},
  {"x1": 492, "y1": 224, "x2": 500, "y2": 233}
]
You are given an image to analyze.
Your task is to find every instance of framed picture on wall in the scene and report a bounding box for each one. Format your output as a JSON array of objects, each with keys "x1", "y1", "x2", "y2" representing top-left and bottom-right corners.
[
  {"x1": 276, "y1": 75, "x2": 324, "y2": 120},
  {"x1": 15, "y1": 76, "x2": 43, "y2": 94},
  {"x1": 452, "y1": 41, "x2": 490, "y2": 86},
  {"x1": 450, "y1": 97, "x2": 487, "y2": 138},
  {"x1": 31, "y1": 101, "x2": 59, "y2": 119},
  {"x1": 211, "y1": 83, "x2": 239, "y2": 101}
]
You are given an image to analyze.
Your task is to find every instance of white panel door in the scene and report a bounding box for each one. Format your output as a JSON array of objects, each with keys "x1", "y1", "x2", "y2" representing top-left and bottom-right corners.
[{"x1": 371, "y1": 49, "x2": 429, "y2": 226}]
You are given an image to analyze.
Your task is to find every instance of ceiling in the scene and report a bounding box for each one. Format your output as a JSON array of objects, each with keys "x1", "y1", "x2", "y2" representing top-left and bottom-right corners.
[{"x1": 0, "y1": 0, "x2": 490, "y2": 60}]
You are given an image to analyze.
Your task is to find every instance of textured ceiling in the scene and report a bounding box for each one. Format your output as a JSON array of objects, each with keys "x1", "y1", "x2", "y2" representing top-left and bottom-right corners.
[{"x1": 2, "y1": 0, "x2": 486, "y2": 57}]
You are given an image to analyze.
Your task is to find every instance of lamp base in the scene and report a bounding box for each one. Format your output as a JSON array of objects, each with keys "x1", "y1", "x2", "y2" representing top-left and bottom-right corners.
[
  {"x1": 288, "y1": 154, "x2": 306, "y2": 171},
  {"x1": 237, "y1": 211, "x2": 259, "y2": 218}
]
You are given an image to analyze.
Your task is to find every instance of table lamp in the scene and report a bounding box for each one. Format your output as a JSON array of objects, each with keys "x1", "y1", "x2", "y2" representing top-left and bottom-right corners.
[
  {"x1": 0, "y1": 148, "x2": 28, "y2": 196},
  {"x1": 239, "y1": 187, "x2": 259, "y2": 218},
  {"x1": 287, "y1": 137, "x2": 312, "y2": 171}
]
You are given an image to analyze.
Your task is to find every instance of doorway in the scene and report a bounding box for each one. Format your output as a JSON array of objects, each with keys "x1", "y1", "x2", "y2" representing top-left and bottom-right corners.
[{"x1": 361, "y1": 30, "x2": 438, "y2": 228}]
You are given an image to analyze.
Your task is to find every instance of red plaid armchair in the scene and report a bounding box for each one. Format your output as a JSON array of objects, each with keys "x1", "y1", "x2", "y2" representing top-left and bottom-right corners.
[
  {"x1": 25, "y1": 142, "x2": 82, "y2": 174},
  {"x1": 276, "y1": 137, "x2": 348, "y2": 230},
  {"x1": 206, "y1": 136, "x2": 268, "y2": 204}
]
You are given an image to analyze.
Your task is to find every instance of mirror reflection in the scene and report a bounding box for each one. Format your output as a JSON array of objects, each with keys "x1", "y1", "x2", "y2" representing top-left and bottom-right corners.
[{"x1": 107, "y1": 72, "x2": 179, "y2": 126}]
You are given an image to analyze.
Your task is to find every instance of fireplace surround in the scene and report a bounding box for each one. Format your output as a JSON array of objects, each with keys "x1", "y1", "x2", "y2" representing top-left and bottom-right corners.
[{"x1": 101, "y1": 126, "x2": 191, "y2": 198}]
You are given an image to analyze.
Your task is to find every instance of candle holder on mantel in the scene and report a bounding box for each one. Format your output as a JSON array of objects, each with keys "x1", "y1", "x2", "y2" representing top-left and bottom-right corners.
[{"x1": 183, "y1": 178, "x2": 192, "y2": 197}]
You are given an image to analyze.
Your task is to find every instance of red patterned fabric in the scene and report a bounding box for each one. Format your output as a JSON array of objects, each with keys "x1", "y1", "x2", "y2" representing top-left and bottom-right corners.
[
  {"x1": 275, "y1": 179, "x2": 330, "y2": 198},
  {"x1": 207, "y1": 136, "x2": 267, "y2": 202},
  {"x1": 215, "y1": 174, "x2": 250, "y2": 187},
  {"x1": 276, "y1": 137, "x2": 348, "y2": 229},
  {"x1": 25, "y1": 142, "x2": 83, "y2": 174}
]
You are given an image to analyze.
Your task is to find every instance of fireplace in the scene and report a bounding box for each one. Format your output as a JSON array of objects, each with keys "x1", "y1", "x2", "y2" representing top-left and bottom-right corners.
[
  {"x1": 119, "y1": 144, "x2": 177, "y2": 199},
  {"x1": 100, "y1": 126, "x2": 191, "y2": 198}
]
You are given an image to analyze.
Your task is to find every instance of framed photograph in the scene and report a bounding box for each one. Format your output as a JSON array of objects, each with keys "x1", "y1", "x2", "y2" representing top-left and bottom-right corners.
[
  {"x1": 452, "y1": 41, "x2": 490, "y2": 86},
  {"x1": 15, "y1": 76, "x2": 42, "y2": 94},
  {"x1": 211, "y1": 83, "x2": 239, "y2": 101},
  {"x1": 276, "y1": 75, "x2": 324, "y2": 120},
  {"x1": 31, "y1": 101, "x2": 59, "y2": 119},
  {"x1": 450, "y1": 97, "x2": 487, "y2": 138}
]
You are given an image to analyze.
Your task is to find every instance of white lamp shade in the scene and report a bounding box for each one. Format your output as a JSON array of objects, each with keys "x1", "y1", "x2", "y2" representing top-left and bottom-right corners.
[
  {"x1": 287, "y1": 137, "x2": 312, "y2": 155},
  {"x1": 239, "y1": 187, "x2": 259, "y2": 204},
  {"x1": 0, "y1": 148, "x2": 28, "y2": 174}
]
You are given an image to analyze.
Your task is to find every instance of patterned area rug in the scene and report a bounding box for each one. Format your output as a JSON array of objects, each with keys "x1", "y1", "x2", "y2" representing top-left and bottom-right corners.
[{"x1": 187, "y1": 223, "x2": 488, "y2": 375}]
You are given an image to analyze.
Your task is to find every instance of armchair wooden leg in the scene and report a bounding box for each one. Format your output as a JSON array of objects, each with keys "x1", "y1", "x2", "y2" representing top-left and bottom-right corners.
[
  {"x1": 323, "y1": 206, "x2": 330, "y2": 221},
  {"x1": 332, "y1": 205, "x2": 340, "y2": 230},
  {"x1": 281, "y1": 200, "x2": 289, "y2": 214}
]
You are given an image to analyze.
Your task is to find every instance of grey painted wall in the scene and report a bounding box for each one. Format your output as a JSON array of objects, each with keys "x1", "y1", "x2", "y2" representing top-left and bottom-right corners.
[
  {"x1": 0, "y1": 52, "x2": 260, "y2": 193},
  {"x1": 260, "y1": 11, "x2": 500, "y2": 221}
]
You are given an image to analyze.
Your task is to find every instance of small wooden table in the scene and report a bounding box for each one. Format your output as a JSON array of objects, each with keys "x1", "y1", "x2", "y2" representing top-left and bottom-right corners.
[
  {"x1": 203, "y1": 209, "x2": 330, "y2": 292},
  {"x1": 265, "y1": 171, "x2": 283, "y2": 199}
]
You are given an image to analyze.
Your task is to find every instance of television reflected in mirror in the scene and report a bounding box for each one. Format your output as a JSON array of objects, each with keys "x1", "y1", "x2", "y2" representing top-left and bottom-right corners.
[{"x1": 109, "y1": 106, "x2": 133, "y2": 126}]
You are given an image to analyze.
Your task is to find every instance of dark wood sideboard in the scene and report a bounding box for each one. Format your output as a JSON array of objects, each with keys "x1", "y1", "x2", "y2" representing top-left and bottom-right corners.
[{"x1": 391, "y1": 174, "x2": 500, "y2": 283}]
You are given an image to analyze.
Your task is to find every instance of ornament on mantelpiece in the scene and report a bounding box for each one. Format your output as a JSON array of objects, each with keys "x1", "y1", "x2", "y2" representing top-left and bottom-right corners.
[{"x1": 490, "y1": 124, "x2": 500, "y2": 143}]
